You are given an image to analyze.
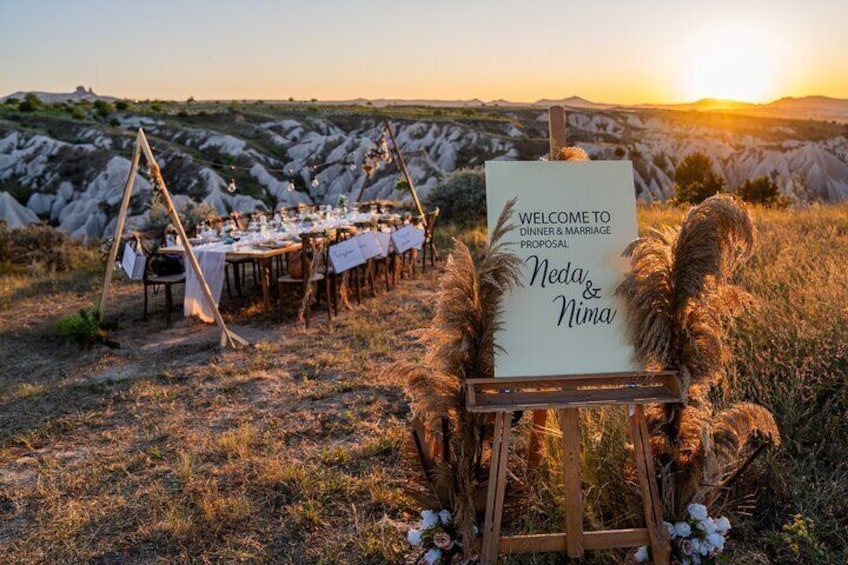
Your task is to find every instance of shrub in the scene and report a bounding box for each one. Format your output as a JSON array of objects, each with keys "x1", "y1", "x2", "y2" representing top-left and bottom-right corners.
[
  {"x1": 56, "y1": 308, "x2": 119, "y2": 350},
  {"x1": 0, "y1": 221, "x2": 98, "y2": 274},
  {"x1": 93, "y1": 99, "x2": 115, "y2": 118},
  {"x1": 114, "y1": 99, "x2": 129, "y2": 111},
  {"x1": 736, "y1": 175, "x2": 790, "y2": 208},
  {"x1": 18, "y1": 93, "x2": 43, "y2": 113},
  {"x1": 424, "y1": 168, "x2": 486, "y2": 226},
  {"x1": 674, "y1": 152, "x2": 725, "y2": 204}
]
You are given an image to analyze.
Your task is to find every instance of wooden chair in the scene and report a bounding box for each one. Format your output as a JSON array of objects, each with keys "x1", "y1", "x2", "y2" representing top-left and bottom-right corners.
[
  {"x1": 225, "y1": 211, "x2": 258, "y2": 298},
  {"x1": 277, "y1": 233, "x2": 334, "y2": 325},
  {"x1": 421, "y1": 207, "x2": 440, "y2": 272},
  {"x1": 140, "y1": 238, "x2": 186, "y2": 325}
]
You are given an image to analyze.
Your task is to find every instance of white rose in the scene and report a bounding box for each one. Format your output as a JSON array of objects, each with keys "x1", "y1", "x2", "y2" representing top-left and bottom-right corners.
[
  {"x1": 407, "y1": 529, "x2": 423, "y2": 546},
  {"x1": 692, "y1": 554, "x2": 702, "y2": 565},
  {"x1": 691, "y1": 538, "x2": 701, "y2": 554},
  {"x1": 697, "y1": 517, "x2": 717, "y2": 534},
  {"x1": 674, "y1": 521, "x2": 692, "y2": 538},
  {"x1": 634, "y1": 546, "x2": 650, "y2": 562},
  {"x1": 699, "y1": 539, "x2": 709, "y2": 555},
  {"x1": 423, "y1": 548, "x2": 442, "y2": 565},
  {"x1": 421, "y1": 510, "x2": 439, "y2": 530},
  {"x1": 438, "y1": 509, "x2": 452, "y2": 525},
  {"x1": 664, "y1": 521, "x2": 676, "y2": 539},
  {"x1": 707, "y1": 532, "x2": 726, "y2": 552},
  {"x1": 681, "y1": 560, "x2": 690, "y2": 565},
  {"x1": 687, "y1": 503, "x2": 709, "y2": 521},
  {"x1": 715, "y1": 516, "x2": 731, "y2": 534}
]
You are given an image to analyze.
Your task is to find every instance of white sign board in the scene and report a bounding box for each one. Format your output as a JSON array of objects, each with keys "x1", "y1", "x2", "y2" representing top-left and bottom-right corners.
[
  {"x1": 329, "y1": 238, "x2": 366, "y2": 273},
  {"x1": 391, "y1": 224, "x2": 425, "y2": 253},
  {"x1": 356, "y1": 231, "x2": 383, "y2": 260},
  {"x1": 485, "y1": 160, "x2": 639, "y2": 378}
]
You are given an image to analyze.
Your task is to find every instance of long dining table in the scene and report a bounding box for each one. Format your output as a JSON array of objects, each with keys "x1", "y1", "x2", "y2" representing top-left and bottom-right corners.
[
  {"x1": 158, "y1": 212, "x2": 405, "y2": 317},
  {"x1": 159, "y1": 235, "x2": 299, "y2": 316}
]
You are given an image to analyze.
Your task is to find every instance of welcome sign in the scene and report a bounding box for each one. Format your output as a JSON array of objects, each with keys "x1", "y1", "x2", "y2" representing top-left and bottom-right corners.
[{"x1": 485, "y1": 160, "x2": 639, "y2": 378}]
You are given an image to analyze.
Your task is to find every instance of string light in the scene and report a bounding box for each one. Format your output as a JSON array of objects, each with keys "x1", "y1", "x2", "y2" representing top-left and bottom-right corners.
[{"x1": 133, "y1": 127, "x2": 398, "y2": 197}]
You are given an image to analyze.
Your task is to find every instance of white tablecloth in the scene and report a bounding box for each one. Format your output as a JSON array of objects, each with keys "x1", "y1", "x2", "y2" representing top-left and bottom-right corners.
[{"x1": 184, "y1": 245, "x2": 226, "y2": 323}]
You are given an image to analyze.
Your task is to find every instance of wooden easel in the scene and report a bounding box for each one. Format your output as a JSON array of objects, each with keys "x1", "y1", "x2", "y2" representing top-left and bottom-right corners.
[
  {"x1": 469, "y1": 108, "x2": 678, "y2": 564},
  {"x1": 99, "y1": 128, "x2": 248, "y2": 349}
]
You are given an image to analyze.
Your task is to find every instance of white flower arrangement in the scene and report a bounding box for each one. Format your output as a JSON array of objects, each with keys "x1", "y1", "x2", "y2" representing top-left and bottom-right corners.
[
  {"x1": 634, "y1": 504, "x2": 731, "y2": 564},
  {"x1": 408, "y1": 508, "x2": 473, "y2": 564}
]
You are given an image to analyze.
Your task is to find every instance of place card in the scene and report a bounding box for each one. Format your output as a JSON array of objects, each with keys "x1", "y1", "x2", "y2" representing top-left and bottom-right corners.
[
  {"x1": 391, "y1": 224, "x2": 425, "y2": 254},
  {"x1": 356, "y1": 231, "x2": 383, "y2": 260},
  {"x1": 329, "y1": 238, "x2": 366, "y2": 273}
]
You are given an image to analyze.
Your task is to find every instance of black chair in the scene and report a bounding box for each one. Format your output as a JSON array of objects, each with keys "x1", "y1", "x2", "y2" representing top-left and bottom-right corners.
[{"x1": 140, "y1": 239, "x2": 186, "y2": 325}]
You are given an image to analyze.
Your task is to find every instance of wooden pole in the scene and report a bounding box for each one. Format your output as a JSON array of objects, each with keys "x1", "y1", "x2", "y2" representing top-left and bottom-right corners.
[
  {"x1": 630, "y1": 404, "x2": 670, "y2": 564},
  {"x1": 527, "y1": 106, "x2": 568, "y2": 469},
  {"x1": 384, "y1": 120, "x2": 426, "y2": 222},
  {"x1": 560, "y1": 407, "x2": 584, "y2": 558},
  {"x1": 137, "y1": 129, "x2": 247, "y2": 349},
  {"x1": 98, "y1": 138, "x2": 142, "y2": 320},
  {"x1": 355, "y1": 170, "x2": 372, "y2": 203},
  {"x1": 549, "y1": 106, "x2": 567, "y2": 159}
]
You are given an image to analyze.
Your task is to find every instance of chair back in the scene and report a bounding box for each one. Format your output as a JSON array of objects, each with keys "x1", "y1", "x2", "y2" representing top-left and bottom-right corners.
[{"x1": 425, "y1": 207, "x2": 440, "y2": 236}]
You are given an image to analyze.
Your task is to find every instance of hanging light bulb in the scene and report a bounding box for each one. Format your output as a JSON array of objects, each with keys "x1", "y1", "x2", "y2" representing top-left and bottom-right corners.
[
  {"x1": 311, "y1": 178, "x2": 320, "y2": 188},
  {"x1": 227, "y1": 178, "x2": 237, "y2": 193},
  {"x1": 349, "y1": 163, "x2": 357, "y2": 171},
  {"x1": 288, "y1": 168, "x2": 295, "y2": 175},
  {"x1": 287, "y1": 181, "x2": 296, "y2": 192}
]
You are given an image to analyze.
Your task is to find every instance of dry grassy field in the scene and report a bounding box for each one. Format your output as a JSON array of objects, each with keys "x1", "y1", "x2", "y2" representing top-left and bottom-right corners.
[{"x1": 1, "y1": 204, "x2": 846, "y2": 564}]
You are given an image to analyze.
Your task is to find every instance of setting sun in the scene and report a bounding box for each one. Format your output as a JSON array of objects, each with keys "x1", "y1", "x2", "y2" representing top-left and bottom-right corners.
[{"x1": 686, "y1": 25, "x2": 778, "y2": 103}]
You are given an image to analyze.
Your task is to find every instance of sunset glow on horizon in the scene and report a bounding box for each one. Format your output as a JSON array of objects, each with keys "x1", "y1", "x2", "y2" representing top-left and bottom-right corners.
[{"x1": 1, "y1": 0, "x2": 846, "y2": 105}]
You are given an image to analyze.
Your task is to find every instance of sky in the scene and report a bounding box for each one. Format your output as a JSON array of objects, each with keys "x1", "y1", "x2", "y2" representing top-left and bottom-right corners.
[{"x1": 1, "y1": 0, "x2": 847, "y2": 104}]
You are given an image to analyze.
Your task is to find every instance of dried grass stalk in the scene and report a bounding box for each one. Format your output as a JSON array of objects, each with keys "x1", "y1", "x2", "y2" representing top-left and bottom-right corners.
[
  {"x1": 618, "y1": 194, "x2": 779, "y2": 514},
  {"x1": 391, "y1": 198, "x2": 522, "y2": 557}
]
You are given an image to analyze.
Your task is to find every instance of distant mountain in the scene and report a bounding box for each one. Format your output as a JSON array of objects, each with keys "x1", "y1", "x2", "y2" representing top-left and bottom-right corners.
[
  {"x1": 639, "y1": 98, "x2": 757, "y2": 112},
  {"x1": 634, "y1": 96, "x2": 848, "y2": 123},
  {"x1": 753, "y1": 96, "x2": 848, "y2": 123},
  {"x1": 1, "y1": 86, "x2": 116, "y2": 104},
  {"x1": 533, "y1": 96, "x2": 614, "y2": 110},
  {"x1": 324, "y1": 98, "x2": 487, "y2": 108}
]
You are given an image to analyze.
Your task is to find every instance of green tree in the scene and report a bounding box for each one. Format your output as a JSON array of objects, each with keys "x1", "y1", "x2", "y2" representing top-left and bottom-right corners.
[
  {"x1": 93, "y1": 99, "x2": 115, "y2": 118},
  {"x1": 18, "y1": 93, "x2": 43, "y2": 112},
  {"x1": 737, "y1": 175, "x2": 790, "y2": 208},
  {"x1": 114, "y1": 99, "x2": 129, "y2": 111},
  {"x1": 674, "y1": 152, "x2": 725, "y2": 204}
]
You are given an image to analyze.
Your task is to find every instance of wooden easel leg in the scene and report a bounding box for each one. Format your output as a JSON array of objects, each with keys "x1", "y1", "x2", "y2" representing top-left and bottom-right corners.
[
  {"x1": 629, "y1": 404, "x2": 670, "y2": 565},
  {"x1": 560, "y1": 408, "x2": 584, "y2": 558},
  {"x1": 482, "y1": 412, "x2": 512, "y2": 565}
]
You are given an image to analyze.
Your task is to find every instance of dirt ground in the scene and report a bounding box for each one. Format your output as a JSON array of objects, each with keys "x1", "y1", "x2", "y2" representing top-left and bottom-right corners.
[{"x1": 0, "y1": 266, "x2": 441, "y2": 563}]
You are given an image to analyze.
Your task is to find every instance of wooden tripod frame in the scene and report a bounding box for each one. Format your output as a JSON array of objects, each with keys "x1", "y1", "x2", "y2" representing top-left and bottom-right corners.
[
  {"x1": 469, "y1": 108, "x2": 678, "y2": 564},
  {"x1": 98, "y1": 128, "x2": 247, "y2": 349}
]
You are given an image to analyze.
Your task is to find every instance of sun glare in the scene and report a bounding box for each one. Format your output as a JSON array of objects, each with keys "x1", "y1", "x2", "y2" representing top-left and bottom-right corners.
[{"x1": 686, "y1": 26, "x2": 777, "y2": 103}]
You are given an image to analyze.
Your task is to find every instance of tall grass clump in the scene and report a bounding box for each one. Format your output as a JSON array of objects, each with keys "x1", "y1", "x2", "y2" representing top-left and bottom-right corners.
[
  {"x1": 393, "y1": 199, "x2": 522, "y2": 558},
  {"x1": 618, "y1": 194, "x2": 781, "y2": 516},
  {"x1": 722, "y1": 204, "x2": 848, "y2": 561},
  {"x1": 0, "y1": 221, "x2": 99, "y2": 275}
]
